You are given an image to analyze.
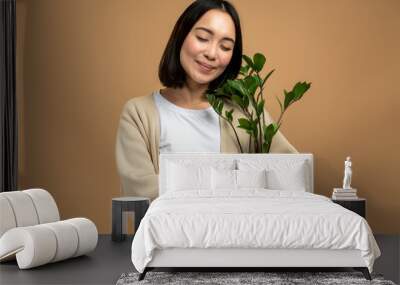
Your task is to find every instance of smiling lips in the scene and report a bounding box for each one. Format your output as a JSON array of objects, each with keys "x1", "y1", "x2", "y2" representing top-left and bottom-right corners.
[{"x1": 196, "y1": 61, "x2": 215, "y2": 72}]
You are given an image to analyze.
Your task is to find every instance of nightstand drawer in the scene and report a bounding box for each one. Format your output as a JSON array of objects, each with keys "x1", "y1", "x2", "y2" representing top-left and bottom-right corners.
[{"x1": 332, "y1": 198, "x2": 366, "y2": 218}]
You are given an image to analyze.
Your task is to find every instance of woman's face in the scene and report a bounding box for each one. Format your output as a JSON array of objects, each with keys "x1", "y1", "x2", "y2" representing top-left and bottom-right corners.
[{"x1": 180, "y1": 9, "x2": 236, "y2": 87}]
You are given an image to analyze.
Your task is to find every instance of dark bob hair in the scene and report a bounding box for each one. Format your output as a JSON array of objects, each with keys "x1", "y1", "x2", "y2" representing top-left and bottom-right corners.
[{"x1": 158, "y1": 0, "x2": 243, "y2": 92}]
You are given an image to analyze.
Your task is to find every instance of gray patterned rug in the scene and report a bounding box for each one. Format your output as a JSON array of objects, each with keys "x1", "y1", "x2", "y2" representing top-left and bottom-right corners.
[{"x1": 116, "y1": 271, "x2": 396, "y2": 285}]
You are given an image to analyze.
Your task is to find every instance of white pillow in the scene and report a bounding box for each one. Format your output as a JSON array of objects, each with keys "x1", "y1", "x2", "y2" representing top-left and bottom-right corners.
[
  {"x1": 167, "y1": 163, "x2": 211, "y2": 191},
  {"x1": 237, "y1": 159, "x2": 308, "y2": 191},
  {"x1": 211, "y1": 169, "x2": 267, "y2": 190},
  {"x1": 166, "y1": 159, "x2": 236, "y2": 192},
  {"x1": 236, "y1": 169, "x2": 267, "y2": 188},
  {"x1": 211, "y1": 168, "x2": 236, "y2": 190},
  {"x1": 265, "y1": 164, "x2": 307, "y2": 191}
]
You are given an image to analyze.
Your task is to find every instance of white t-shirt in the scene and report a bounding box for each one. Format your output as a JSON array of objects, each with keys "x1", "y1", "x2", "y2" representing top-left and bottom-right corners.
[{"x1": 153, "y1": 90, "x2": 221, "y2": 153}]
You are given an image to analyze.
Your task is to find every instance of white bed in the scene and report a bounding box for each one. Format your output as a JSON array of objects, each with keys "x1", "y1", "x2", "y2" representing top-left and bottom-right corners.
[{"x1": 131, "y1": 153, "x2": 380, "y2": 280}]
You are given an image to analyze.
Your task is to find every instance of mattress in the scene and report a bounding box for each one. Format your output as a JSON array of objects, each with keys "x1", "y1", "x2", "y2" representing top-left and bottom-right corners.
[{"x1": 131, "y1": 190, "x2": 380, "y2": 273}]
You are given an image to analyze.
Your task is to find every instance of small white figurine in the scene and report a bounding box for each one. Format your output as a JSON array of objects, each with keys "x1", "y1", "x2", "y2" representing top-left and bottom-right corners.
[{"x1": 342, "y1": 156, "x2": 352, "y2": 189}]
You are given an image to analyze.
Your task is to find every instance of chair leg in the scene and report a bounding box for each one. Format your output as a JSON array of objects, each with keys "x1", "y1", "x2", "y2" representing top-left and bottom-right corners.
[
  {"x1": 354, "y1": 267, "x2": 371, "y2": 280},
  {"x1": 138, "y1": 268, "x2": 148, "y2": 281}
]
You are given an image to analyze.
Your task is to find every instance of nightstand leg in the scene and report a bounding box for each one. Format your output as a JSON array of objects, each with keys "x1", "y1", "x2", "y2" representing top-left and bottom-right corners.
[{"x1": 112, "y1": 202, "x2": 124, "y2": 241}]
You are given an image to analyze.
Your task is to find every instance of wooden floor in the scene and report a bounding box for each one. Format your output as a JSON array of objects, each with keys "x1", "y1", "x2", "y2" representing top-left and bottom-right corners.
[{"x1": 0, "y1": 235, "x2": 398, "y2": 285}]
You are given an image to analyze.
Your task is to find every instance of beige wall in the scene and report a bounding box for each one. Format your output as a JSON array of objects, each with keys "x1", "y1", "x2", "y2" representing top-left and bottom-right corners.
[{"x1": 16, "y1": 0, "x2": 400, "y2": 234}]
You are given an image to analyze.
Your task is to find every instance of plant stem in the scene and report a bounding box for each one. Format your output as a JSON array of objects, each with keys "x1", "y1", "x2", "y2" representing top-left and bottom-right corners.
[
  {"x1": 228, "y1": 95, "x2": 253, "y2": 153},
  {"x1": 247, "y1": 92, "x2": 260, "y2": 152},
  {"x1": 241, "y1": 106, "x2": 252, "y2": 119},
  {"x1": 240, "y1": 107, "x2": 256, "y2": 152},
  {"x1": 227, "y1": 120, "x2": 244, "y2": 153},
  {"x1": 257, "y1": 118, "x2": 262, "y2": 152},
  {"x1": 266, "y1": 142, "x2": 271, "y2": 153},
  {"x1": 255, "y1": 71, "x2": 265, "y2": 152},
  {"x1": 249, "y1": 111, "x2": 259, "y2": 152},
  {"x1": 218, "y1": 112, "x2": 244, "y2": 153},
  {"x1": 261, "y1": 112, "x2": 265, "y2": 149},
  {"x1": 248, "y1": 135, "x2": 252, "y2": 153},
  {"x1": 276, "y1": 108, "x2": 286, "y2": 127}
]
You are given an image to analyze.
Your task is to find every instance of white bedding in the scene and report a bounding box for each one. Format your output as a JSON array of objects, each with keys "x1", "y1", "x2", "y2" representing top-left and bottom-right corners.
[{"x1": 131, "y1": 190, "x2": 380, "y2": 273}]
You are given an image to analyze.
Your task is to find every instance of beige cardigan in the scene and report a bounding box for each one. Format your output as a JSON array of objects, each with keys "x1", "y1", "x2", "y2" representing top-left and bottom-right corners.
[{"x1": 115, "y1": 93, "x2": 298, "y2": 199}]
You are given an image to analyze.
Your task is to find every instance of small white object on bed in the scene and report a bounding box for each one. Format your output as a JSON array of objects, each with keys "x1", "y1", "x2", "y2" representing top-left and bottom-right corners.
[{"x1": 131, "y1": 153, "x2": 380, "y2": 275}]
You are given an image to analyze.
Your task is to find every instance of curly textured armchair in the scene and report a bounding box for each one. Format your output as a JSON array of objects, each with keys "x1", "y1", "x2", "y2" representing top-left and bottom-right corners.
[{"x1": 0, "y1": 188, "x2": 98, "y2": 269}]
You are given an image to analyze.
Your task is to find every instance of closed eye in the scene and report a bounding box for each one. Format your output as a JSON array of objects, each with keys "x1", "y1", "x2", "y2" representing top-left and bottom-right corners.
[
  {"x1": 197, "y1": 36, "x2": 232, "y2": 52},
  {"x1": 196, "y1": 36, "x2": 208, "y2": 42}
]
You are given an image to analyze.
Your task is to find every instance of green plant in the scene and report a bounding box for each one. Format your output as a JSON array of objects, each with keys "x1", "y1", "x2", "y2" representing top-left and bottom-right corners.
[{"x1": 206, "y1": 52, "x2": 311, "y2": 153}]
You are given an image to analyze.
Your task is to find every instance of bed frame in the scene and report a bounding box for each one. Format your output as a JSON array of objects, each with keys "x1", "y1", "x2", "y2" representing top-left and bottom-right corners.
[
  {"x1": 141, "y1": 248, "x2": 371, "y2": 280},
  {"x1": 139, "y1": 153, "x2": 372, "y2": 281}
]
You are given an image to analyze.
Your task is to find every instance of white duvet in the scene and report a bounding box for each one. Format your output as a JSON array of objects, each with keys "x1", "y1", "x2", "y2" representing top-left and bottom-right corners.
[{"x1": 131, "y1": 190, "x2": 380, "y2": 273}]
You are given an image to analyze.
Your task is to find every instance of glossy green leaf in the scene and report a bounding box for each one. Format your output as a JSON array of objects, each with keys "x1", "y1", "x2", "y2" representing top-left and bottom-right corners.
[
  {"x1": 248, "y1": 76, "x2": 259, "y2": 97},
  {"x1": 255, "y1": 74, "x2": 263, "y2": 87},
  {"x1": 225, "y1": 109, "x2": 233, "y2": 123},
  {"x1": 256, "y1": 100, "x2": 265, "y2": 117},
  {"x1": 252, "y1": 119, "x2": 259, "y2": 131},
  {"x1": 243, "y1": 94, "x2": 249, "y2": 108},
  {"x1": 240, "y1": 65, "x2": 250, "y2": 76},
  {"x1": 262, "y1": 69, "x2": 275, "y2": 87},
  {"x1": 238, "y1": 118, "x2": 252, "y2": 130},
  {"x1": 213, "y1": 87, "x2": 224, "y2": 97},
  {"x1": 232, "y1": 95, "x2": 244, "y2": 108},
  {"x1": 217, "y1": 100, "x2": 224, "y2": 114},
  {"x1": 263, "y1": 123, "x2": 279, "y2": 142},
  {"x1": 242, "y1": 76, "x2": 258, "y2": 97},
  {"x1": 227, "y1": 80, "x2": 246, "y2": 97},
  {"x1": 283, "y1": 90, "x2": 295, "y2": 110},
  {"x1": 242, "y1": 55, "x2": 254, "y2": 70},
  {"x1": 220, "y1": 84, "x2": 230, "y2": 94},
  {"x1": 206, "y1": 94, "x2": 216, "y2": 107},
  {"x1": 253, "y1": 53, "x2": 266, "y2": 72},
  {"x1": 292, "y1": 81, "x2": 311, "y2": 101}
]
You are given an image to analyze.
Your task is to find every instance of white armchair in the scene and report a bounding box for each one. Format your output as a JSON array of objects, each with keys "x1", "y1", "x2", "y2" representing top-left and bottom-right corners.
[{"x1": 0, "y1": 188, "x2": 98, "y2": 269}]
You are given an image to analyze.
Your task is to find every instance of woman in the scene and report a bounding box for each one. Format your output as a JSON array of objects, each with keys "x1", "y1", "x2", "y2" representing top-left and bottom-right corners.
[{"x1": 116, "y1": 0, "x2": 297, "y2": 199}]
